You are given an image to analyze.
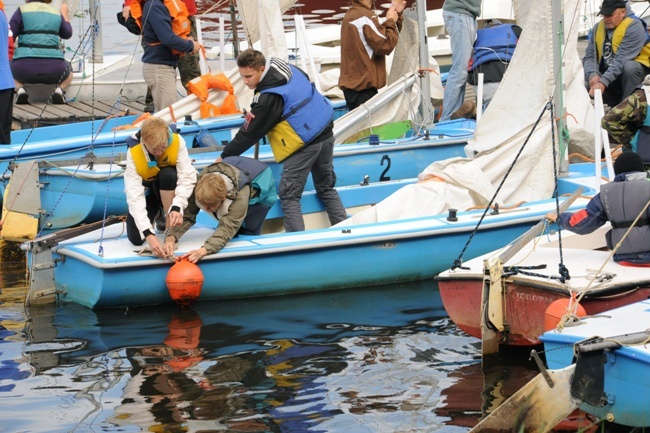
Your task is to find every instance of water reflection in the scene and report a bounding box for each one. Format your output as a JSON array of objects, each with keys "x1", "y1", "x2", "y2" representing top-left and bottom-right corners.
[{"x1": 17, "y1": 281, "x2": 489, "y2": 432}]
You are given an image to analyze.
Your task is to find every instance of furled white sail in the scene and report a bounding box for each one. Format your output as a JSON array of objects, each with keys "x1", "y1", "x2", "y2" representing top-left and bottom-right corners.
[{"x1": 337, "y1": 0, "x2": 595, "y2": 226}]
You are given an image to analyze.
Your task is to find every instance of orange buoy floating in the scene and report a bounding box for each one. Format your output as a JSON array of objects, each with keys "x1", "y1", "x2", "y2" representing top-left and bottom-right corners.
[
  {"x1": 544, "y1": 296, "x2": 587, "y2": 331},
  {"x1": 165, "y1": 258, "x2": 204, "y2": 307}
]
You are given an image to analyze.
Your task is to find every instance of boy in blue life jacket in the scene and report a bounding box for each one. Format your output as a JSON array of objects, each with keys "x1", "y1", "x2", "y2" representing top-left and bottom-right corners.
[
  {"x1": 164, "y1": 156, "x2": 277, "y2": 263},
  {"x1": 217, "y1": 49, "x2": 347, "y2": 233}
]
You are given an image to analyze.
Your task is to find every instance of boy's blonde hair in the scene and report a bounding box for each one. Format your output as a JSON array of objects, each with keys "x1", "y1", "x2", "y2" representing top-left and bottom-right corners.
[
  {"x1": 195, "y1": 173, "x2": 228, "y2": 208},
  {"x1": 140, "y1": 116, "x2": 170, "y2": 149}
]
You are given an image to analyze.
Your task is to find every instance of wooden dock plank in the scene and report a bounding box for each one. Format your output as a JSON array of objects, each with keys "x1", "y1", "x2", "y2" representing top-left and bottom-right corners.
[{"x1": 12, "y1": 99, "x2": 148, "y2": 130}]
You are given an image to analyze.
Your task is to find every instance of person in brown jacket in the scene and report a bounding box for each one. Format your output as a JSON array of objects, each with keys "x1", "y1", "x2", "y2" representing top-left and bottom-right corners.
[{"x1": 338, "y1": 0, "x2": 406, "y2": 111}]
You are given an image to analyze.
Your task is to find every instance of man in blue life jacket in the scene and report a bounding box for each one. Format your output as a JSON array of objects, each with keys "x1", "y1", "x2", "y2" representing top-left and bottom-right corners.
[
  {"x1": 583, "y1": 0, "x2": 650, "y2": 107},
  {"x1": 466, "y1": 19, "x2": 522, "y2": 110},
  {"x1": 218, "y1": 49, "x2": 347, "y2": 233},
  {"x1": 163, "y1": 156, "x2": 278, "y2": 263},
  {"x1": 547, "y1": 151, "x2": 650, "y2": 266},
  {"x1": 601, "y1": 74, "x2": 650, "y2": 163}
]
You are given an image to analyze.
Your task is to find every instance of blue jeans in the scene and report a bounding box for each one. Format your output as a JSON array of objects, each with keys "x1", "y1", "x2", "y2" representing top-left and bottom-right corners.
[{"x1": 440, "y1": 10, "x2": 477, "y2": 121}]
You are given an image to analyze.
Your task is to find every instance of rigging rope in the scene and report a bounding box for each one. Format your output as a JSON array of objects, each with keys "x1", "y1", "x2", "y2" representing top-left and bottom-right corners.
[{"x1": 450, "y1": 101, "x2": 552, "y2": 270}]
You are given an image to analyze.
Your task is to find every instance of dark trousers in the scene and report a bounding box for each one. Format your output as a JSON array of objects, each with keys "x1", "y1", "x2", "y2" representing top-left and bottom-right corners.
[
  {"x1": 126, "y1": 166, "x2": 177, "y2": 245},
  {"x1": 0, "y1": 88, "x2": 14, "y2": 144},
  {"x1": 343, "y1": 87, "x2": 378, "y2": 111}
]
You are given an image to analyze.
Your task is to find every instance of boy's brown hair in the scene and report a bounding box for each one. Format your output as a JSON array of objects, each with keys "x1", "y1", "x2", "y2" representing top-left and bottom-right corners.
[
  {"x1": 236, "y1": 48, "x2": 266, "y2": 69},
  {"x1": 195, "y1": 173, "x2": 228, "y2": 209}
]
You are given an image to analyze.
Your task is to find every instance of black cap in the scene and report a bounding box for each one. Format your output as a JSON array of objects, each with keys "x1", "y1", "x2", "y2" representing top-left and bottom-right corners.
[
  {"x1": 599, "y1": 0, "x2": 627, "y2": 15},
  {"x1": 614, "y1": 151, "x2": 645, "y2": 175}
]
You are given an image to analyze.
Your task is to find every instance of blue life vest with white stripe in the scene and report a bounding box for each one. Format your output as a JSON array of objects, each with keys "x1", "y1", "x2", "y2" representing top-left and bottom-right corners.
[{"x1": 469, "y1": 24, "x2": 518, "y2": 71}]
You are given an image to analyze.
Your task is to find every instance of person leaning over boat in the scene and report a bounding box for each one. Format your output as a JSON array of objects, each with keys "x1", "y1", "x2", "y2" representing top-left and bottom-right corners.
[
  {"x1": 124, "y1": 116, "x2": 198, "y2": 258},
  {"x1": 601, "y1": 74, "x2": 650, "y2": 160},
  {"x1": 218, "y1": 49, "x2": 347, "y2": 233},
  {"x1": 0, "y1": 4, "x2": 13, "y2": 144},
  {"x1": 9, "y1": 0, "x2": 73, "y2": 105},
  {"x1": 338, "y1": 0, "x2": 406, "y2": 111},
  {"x1": 138, "y1": 0, "x2": 201, "y2": 112},
  {"x1": 163, "y1": 157, "x2": 278, "y2": 263},
  {"x1": 546, "y1": 151, "x2": 650, "y2": 266},
  {"x1": 583, "y1": 0, "x2": 650, "y2": 107}
]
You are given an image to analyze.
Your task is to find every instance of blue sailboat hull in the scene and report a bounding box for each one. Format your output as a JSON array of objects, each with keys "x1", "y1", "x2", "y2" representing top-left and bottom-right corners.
[
  {"x1": 541, "y1": 299, "x2": 650, "y2": 427},
  {"x1": 41, "y1": 169, "x2": 595, "y2": 309},
  {"x1": 21, "y1": 120, "x2": 476, "y2": 233}
]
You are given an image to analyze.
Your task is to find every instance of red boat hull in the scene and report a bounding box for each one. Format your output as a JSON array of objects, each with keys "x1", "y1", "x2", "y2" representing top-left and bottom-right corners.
[{"x1": 438, "y1": 277, "x2": 650, "y2": 346}]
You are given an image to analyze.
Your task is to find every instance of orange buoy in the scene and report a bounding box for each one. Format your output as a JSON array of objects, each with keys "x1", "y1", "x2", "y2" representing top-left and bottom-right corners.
[
  {"x1": 544, "y1": 297, "x2": 587, "y2": 331},
  {"x1": 165, "y1": 258, "x2": 204, "y2": 306}
]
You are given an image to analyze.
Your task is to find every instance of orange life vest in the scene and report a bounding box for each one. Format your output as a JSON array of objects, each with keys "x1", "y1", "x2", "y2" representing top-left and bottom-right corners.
[{"x1": 129, "y1": 0, "x2": 191, "y2": 55}]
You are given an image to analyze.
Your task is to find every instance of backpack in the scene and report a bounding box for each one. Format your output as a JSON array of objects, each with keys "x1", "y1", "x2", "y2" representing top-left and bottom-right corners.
[{"x1": 118, "y1": 0, "x2": 191, "y2": 55}]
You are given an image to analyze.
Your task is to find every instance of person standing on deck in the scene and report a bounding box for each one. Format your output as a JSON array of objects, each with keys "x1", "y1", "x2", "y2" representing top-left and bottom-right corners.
[
  {"x1": 583, "y1": 0, "x2": 650, "y2": 107},
  {"x1": 9, "y1": 0, "x2": 73, "y2": 105},
  {"x1": 122, "y1": 0, "x2": 201, "y2": 108},
  {"x1": 0, "y1": 3, "x2": 14, "y2": 144},
  {"x1": 439, "y1": 0, "x2": 482, "y2": 122},
  {"x1": 338, "y1": 0, "x2": 406, "y2": 111},
  {"x1": 137, "y1": 0, "x2": 200, "y2": 112},
  {"x1": 218, "y1": 49, "x2": 347, "y2": 233}
]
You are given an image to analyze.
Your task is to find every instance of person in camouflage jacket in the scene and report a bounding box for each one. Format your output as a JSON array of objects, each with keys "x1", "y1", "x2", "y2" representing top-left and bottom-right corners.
[{"x1": 602, "y1": 86, "x2": 647, "y2": 148}]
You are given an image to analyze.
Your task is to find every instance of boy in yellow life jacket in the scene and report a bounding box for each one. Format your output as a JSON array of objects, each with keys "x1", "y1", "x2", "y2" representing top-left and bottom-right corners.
[{"x1": 124, "y1": 116, "x2": 197, "y2": 258}]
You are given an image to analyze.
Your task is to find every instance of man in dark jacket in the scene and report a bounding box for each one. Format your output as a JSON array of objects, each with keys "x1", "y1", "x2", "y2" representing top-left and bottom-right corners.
[
  {"x1": 140, "y1": 0, "x2": 200, "y2": 111},
  {"x1": 219, "y1": 49, "x2": 347, "y2": 232},
  {"x1": 547, "y1": 152, "x2": 650, "y2": 266}
]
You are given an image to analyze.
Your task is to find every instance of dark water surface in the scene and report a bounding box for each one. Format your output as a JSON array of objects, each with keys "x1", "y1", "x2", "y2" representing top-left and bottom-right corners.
[{"x1": 0, "y1": 240, "x2": 616, "y2": 433}]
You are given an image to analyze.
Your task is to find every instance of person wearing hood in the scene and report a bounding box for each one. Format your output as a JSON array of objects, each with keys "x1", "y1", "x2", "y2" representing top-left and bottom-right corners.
[
  {"x1": 547, "y1": 151, "x2": 650, "y2": 266},
  {"x1": 219, "y1": 49, "x2": 347, "y2": 233}
]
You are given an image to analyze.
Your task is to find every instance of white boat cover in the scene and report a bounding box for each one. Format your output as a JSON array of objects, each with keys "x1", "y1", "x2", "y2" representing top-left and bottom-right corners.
[
  {"x1": 236, "y1": 0, "x2": 296, "y2": 60},
  {"x1": 338, "y1": 0, "x2": 595, "y2": 226}
]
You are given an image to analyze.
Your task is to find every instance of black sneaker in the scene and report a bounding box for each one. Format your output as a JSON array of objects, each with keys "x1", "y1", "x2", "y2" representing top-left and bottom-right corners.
[
  {"x1": 15, "y1": 88, "x2": 29, "y2": 105},
  {"x1": 155, "y1": 216, "x2": 167, "y2": 233},
  {"x1": 51, "y1": 88, "x2": 65, "y2": 104}
]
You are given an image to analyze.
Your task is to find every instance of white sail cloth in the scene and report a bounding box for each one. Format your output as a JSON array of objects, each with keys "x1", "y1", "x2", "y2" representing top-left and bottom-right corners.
[{"x1": 337, "y1": 0, "x2": 595, "y2": 226}]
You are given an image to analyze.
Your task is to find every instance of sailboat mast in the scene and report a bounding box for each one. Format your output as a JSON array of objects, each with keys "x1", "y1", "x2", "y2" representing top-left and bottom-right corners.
[
  {"x1": 416, "y1": 0, "x2": 434, "y2": 126},
  {"x1": 552, "y1": 0, "x2": 569, "y2": 176},
  {"x1": 88, "y1": 0, "x2": 103, "y2": 63}
]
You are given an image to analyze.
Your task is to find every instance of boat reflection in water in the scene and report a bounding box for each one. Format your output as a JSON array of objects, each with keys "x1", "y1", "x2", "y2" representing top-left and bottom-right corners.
[{"x1": 21, "y1": 279, "x2": 493, "y2": 432}]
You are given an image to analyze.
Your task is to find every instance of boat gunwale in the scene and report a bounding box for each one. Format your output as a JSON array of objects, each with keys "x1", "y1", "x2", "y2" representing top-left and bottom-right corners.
[{"x1": 53, "y1": 199, "x2": 590, "y2": 270}]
